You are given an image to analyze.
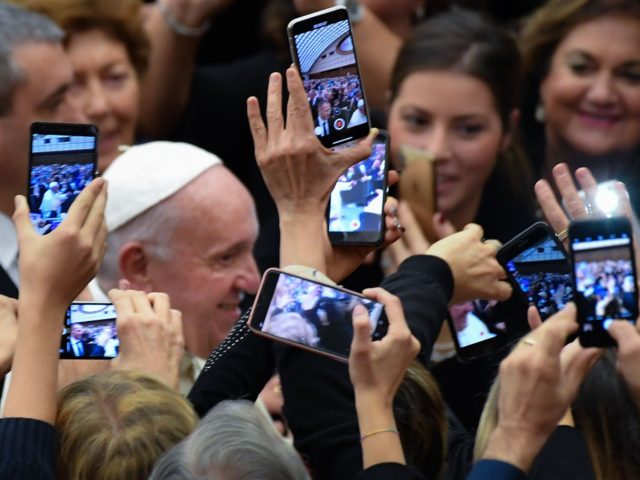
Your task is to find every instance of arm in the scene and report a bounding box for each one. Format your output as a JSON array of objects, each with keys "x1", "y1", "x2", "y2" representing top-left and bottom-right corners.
[
  {"x1": 4, "y1": 179, "x2": 107, "y2": 423},
  {"x1": 0, "y1": 296, "x2": 17, "y2": 377},
  {"x1": 139, "y1": 0, "x2": 235, "y2": 137}
]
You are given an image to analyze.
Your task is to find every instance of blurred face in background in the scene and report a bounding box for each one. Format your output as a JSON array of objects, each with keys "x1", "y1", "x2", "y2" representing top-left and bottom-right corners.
[
  {"x1": 66, "y1": 28, "x2": 140, "y2": 172},
  {"x1": 540, "y1": 15, "x2": 640, "y2": 157},
  {"x1": 388, "y1": 70, "x2": 508, "y2": 225}
]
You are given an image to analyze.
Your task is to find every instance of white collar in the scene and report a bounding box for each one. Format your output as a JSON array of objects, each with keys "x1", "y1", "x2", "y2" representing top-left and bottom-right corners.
[{"x1": 0, "y1": 212, "x2": 19, "y2": 285}]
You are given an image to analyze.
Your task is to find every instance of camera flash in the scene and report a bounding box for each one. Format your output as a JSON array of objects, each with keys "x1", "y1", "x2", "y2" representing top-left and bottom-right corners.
[{"x1": 595, "y1": 185, "x2": 619, "y2": 216}]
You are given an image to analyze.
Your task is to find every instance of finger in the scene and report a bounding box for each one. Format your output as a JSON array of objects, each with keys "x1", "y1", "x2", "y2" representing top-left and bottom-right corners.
[
  {"x1": 483, "y1": 239, "x2": 502, "y2": 254},
  {"x1": 607, "y1": 320, "x2": 639, "y2": 348},
  {"x1": 82, "y1": 181, "x2": 108, "y2": 240},
  {"x1": 12, "y1": 195, "x2": 35, "y2": 243},
  {"x1": 387, "y1": 170, "x2": 399, "y2": 187},
  {"x1": 147, "y1": 292, "x2": 171, "y2": 322},
  {"x1": 492, "y1": 280, "x2": 513, "y2": 302},
  {"x1": 432, "y1": 212, "x2": 456, "y2": 239},
  {"x1": 560, "y1": 345, "x2": 602, "y2": 404},
  {"x1": 553, "y1": 163, "x2": 586, "y2": 220},
  {"x1": 247, "y1": 96, "x2": 268, "y2": 154},
  {"x1": 342, "y1": 128, "x2": 377, "y2": 171},
  {"x1": 527, "y1": 305, "x2": 543, "y2": 331},
  {"x1": 266, "y1": 72, "x2": 284, "y2": 137},
  {"x1": 575, "y1": 167, "x2": 599, "y2": 209},
  {"x1": 285, "y1": 67, "x2": 315, "y2": 133},
  {"x1": 535, "y1": 179, "x2": 568, "y2": 234},
  {"x1": 118, "y1": 278, "x2": 131, "y2": 290},
  {"x1": 129, "y1": 289, "x2": 154, "y2": 316},
  {"x1": 383, "y1": 196, "x2": 398, "y2": 216},
  {"x1": 63, "y1": 177, "x2": 106, "y2": 230},
  {"x1": 398, "y1": 202, "x2": 428, "y2": 253},
  {"x1": 109, "y1": 288, "x2": 134, "y2": 318},
  {"x1": 530, "y1": 303, "x2": 580, "y2": 355},
  {"x1": 362, "y1": 288, "x2": 405, "y2": 329},
  {"x1": 351, "y1": 303, "x2": 372, "y2": 351},
  {"x1": 462, "y1": 223, "x2": 484, "y2": 240}
]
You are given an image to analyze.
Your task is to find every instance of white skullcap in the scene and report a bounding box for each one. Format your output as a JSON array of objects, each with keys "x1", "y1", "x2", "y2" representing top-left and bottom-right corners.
[{"x1": 103, "y1": 141, "x2": 222, "y2": 231}]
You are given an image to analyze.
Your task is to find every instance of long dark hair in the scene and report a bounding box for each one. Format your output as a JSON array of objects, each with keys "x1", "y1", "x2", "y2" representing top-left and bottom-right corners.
[{"x1": 390, "y1": 8, "x2": 536, "y2": 240}]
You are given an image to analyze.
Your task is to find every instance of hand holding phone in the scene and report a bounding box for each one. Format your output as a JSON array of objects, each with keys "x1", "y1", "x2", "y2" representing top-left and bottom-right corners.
[
  {"x1": 288, "y1": 6, "x2": 371, "y2": 148},
  {"x1": 28, "y1": 122, "x2": 98, "y2": 234},
  {"x1": 569, "y1": 216, "x2": 638, "y2": 347},
  {"x1": 61, "y1": 302, "x2": 118, "y2": 359},
  {"x1": 328, "y1": 129, "x2": 389, "y2": 245},
  {"x1": 249, "y1": 269, "x2": 386, "y2": 362}
]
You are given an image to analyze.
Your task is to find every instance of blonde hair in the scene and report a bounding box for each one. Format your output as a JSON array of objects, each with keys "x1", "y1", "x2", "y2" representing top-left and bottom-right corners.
[
  {"x1": 56, "y1": 370, "x2": 198, "y2": 480},
  {"x1": 473, "y1": 376, "x2": 500, "y2": 461}
]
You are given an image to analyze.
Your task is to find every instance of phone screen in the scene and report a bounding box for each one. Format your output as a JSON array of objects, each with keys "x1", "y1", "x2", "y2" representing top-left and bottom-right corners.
[
  {"x1": 250, "y1": 270, "x2": 385, "y2": 361},
  {"x1": 328, "y1": 132, "x2": 387, "y2": 244},
  {"x1": 60, "y1": 303, "x2": 118, "y2": 359},
  {"x1": 289, "y1": 7, "x2": 370, "y2": 148},
  {"x1": 29, "y1": 124, "x2": 97, "y2": 234},
  {"x1": 505, "y1": 236, "x2": 573, "y2": 321},
  {"x1": 571, "y1": 221, "x2": 638, "y2": 344}
]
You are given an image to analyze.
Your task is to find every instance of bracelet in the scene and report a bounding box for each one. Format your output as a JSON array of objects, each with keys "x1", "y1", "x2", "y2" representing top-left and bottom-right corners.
[
  {"x1": 157, "y1": 1, "x2": 211, "y2": 37},
  {"x1": 360, "y1": 427, "x2": 399, "y2": 441}
]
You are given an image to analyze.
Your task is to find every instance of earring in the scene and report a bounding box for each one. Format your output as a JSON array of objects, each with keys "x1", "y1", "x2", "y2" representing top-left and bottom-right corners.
[{"x1": 535, "y1": 101, "x2": 545, "y2": 123}]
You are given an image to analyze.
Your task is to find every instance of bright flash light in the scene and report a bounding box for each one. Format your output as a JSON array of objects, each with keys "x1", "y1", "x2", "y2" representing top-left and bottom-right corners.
[{"x1": 595, "y1": 184, "x2": 619, "y2": 216}]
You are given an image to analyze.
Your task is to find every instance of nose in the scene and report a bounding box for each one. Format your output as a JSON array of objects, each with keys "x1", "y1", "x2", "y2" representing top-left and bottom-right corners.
[
  {"x1": 84, "y1": 78, "x2": 110, "y2": 120},
  {"x1": 426, "y1": 125, "x2": 452, "y2": 162},
  {"x1": 585, "y1": 72, "x2": 617, "y2": 106},
  {"x1": 235, "y1": 254, "x2": 261, "y2": 294}
]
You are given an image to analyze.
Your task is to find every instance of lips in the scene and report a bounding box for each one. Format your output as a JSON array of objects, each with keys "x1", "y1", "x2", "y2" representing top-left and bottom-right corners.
[
  {"x1": 435, "y1": 174, "x2": 458, "y2": 195},
  {"x1": 577, "y1": 110, "x2": 621, "y2": 129}
]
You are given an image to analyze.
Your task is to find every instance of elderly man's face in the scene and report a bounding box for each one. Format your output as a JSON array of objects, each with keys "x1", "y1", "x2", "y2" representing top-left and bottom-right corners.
[
  {"x1": 143, "y1": 168, "x2": 260, "y2": 358},
  {"x1": 71, "y1": 324, "x2": 84, "y2": 339},
  {"x1": 0, "y1": 42, "x2": 86, "y2": 210}
]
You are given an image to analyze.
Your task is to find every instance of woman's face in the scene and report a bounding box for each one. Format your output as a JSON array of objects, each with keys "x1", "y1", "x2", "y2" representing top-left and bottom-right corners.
[
  {"x1": 66, "y1": 29, "x2": 140, "y2": 172},
  {"x1": 540, "y1": 15, "x2": 640, "y2": 156},
  {"x1": 388, "y1": 70, "x2": 506, "y2": 221}
]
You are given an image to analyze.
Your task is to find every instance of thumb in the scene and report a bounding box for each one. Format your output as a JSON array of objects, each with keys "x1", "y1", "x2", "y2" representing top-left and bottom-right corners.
[
  {"x1": 12, "y1": 195, "x2": 34, "y2": 240},
  {"x1": 344, "y1": 128, "x2": 377, "y2": 168},
  {"x1": 351, "y1": 303, "x2": 372, "y2": 351}
]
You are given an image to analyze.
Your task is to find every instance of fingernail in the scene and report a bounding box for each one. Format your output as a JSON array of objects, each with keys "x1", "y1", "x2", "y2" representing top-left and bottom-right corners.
[
  {"x1": 353, "y1": 304, "x2": 367, "y2": 316},
  {"x1": 390, "y1": 206, "x2": 398, "y2": 217},
  {"x1": 270, "y1": 72, "x2": 279, "y2": 84}
]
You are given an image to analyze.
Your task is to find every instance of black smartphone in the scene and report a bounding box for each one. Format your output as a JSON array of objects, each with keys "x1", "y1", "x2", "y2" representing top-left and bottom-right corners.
[
  {"x1": 60, "y1": 302, "x2": 118, "y2": 359},
  {"x1": 446, "y1": 299, "x2": 511, "y2": 361},
  {"x1": 498, "y1": 221, "x2": 573, "y2": 321},
  {"x1": 287, "y1": 6, "x2": 371, "y2": 149},
  {"x1": 248, "y1": 268, "x2": 386, "y2": 362},
  {"x1": 328, "y1": 129, "x2": 388, "y2": 245},
  {"x1": 569, "y1": 216, "x2": 638, "y2": 347},
  {"x1": 28, "y1": 122, "x2": 98, "y2": 235}
]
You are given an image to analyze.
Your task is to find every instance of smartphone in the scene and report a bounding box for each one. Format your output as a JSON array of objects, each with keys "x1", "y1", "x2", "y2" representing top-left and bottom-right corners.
[
  {"x1": 28, "y1": 122, "x2": 98, "y2": 234},
  {"x1": 287, "y1": 6, "x2": 371, "y2": 149},
  {"x1": 446, "y1": 299, "x2": 511, "y2": 361},
  {"x1": 248, "y1": 268, "x2": 386, "y2": 362},
  {"x1": 498, "y1": 222, "x2": 573, "y2": 321},
  {"x1": 397, "y1": 145, "x2": 438, "y2": 244},
  {"x1": 328, "y1": 129, "x2": 388, "y2": 245},
  {"x1": 60, "y1": 302, "x2": 118, "y2": 359},
  {"x1": 569, "y1": 216, "x2": 638, "y2": 347}
]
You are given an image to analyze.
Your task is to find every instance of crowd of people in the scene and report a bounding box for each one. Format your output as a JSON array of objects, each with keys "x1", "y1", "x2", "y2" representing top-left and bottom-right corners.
[{"x1": 0, "y1": 0, "x2": 640, "y2": 479}]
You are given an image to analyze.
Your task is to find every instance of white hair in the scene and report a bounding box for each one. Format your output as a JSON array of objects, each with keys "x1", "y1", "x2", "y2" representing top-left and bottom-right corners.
[{"x1": 149, "y1": 400, "x2": 310, "y2": 480}]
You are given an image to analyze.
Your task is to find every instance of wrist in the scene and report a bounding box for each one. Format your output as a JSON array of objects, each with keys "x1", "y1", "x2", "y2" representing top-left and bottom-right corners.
[
  {"x1": 158, "y1": 0, "x2": 211, "y2": 36},
  {"x1": 482, "y1": 425, "x2": 547, "y2": 473}
]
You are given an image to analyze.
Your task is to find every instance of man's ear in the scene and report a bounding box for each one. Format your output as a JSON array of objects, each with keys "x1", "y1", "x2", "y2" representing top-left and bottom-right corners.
[
  {"x1": 118, "y1": 242, "x2": 153, "y2": 292},
  {"x1": 500, "y1": 108, "x2": 520, "y2": 152}
]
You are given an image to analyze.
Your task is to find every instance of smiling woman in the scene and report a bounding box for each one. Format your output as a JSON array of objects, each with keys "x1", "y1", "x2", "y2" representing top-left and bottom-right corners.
[
  {"x1": 10, "y1": 0, "x2": 149, "y2": 173},
  {"x1": 520, "y1": 0, "x2": 640, "y2": 210}
]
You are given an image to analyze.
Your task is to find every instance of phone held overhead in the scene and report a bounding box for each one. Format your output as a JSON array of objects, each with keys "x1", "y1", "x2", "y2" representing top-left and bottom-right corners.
[{"x1": 28, "y1": 122, "x2": 98, "y2": 235}]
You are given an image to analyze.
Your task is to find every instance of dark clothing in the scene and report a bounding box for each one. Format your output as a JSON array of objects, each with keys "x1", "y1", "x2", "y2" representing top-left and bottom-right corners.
[
  {"x1": 0, "y1": 418, "x2": 56, "y2": 480},
  {"x1": 189, "y1": 255, "x2": 456, "y2": 480},
  {"x1": 529, "y1": 426, "x2": 595, "y2": 480}
]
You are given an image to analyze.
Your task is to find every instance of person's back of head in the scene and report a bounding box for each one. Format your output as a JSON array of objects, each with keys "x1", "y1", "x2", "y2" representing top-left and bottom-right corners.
[
  {"x1": 393, "y1": 361, "x2": 447, "y2": 479},
  {"x1": 150, "y1": 400, "x2": 310, "y2": 480},
  {"x1": 56, "y1": 370, "x2": 198, "y2": 480},
  {"x1": 0, "y1": 2, "x2": 62, "y2": 116},
  {"x1": 573, "y1": 350, "x2": 640, "y2": 480}
]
